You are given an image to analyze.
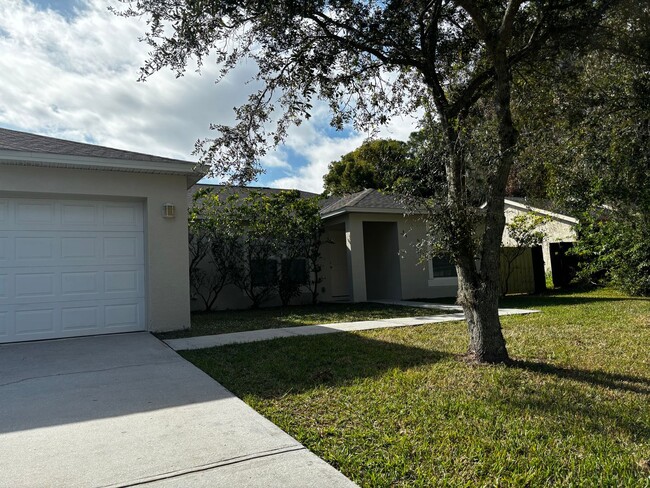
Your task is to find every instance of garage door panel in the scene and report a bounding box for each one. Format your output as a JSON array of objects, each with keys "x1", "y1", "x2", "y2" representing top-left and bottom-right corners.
[
  {"x1": 0, "y1": 274, "x2": 7, "y2": 298},
  {"x1": 0, "y1": 197, "x2": 146, "y2": 343},
  {"x1": 103, "y1": 203, "x2": 142, "y2": 228},
  {"x1": 61, "y1": 236, "x2": 98, "y2": 259},
  {"x1": 61, "y1": 270, "x2": 99, "y2": 296},
  {"x1": 0, "y1": 311, "x2": 8, "y2": 338},
  {"x1": 105, "y1": 302, "x2": 142, "y2": 329},
  {"x1": 0, "y1": 232, "x2": 144, "y2": 267},
  {"x1": 15, "y1": 308, "x2": 56, "y2": 335},
  {"x1": 0, "y1": 237, "x2": 7, "y2": 261},
  {"x1": 15, "y1": 201, "x2": 56, "y2": 225},
  {"x1": 61, "y1": 203, "x2": 99, "y2": 226},
  {"x1": 15, "y1": 236, "x2": 55, "y2": 261},
  {"x1": 0, "y1": 199, "x2": 144, "y2": 232},
  {"x1": 0, "y1": 200, "x2": 7, "y2": 222},
  {"x1": 15, "y1": 272, "x2": 56, "y2": 299},
  {"x1": 61, "y1": 305, "x2": 99, "y2": 331},
  {"x1": 0, "y1": 266, "x2": 145, "y2": 305},
  {"x1": 103, "y1": 235, "x2": 144, "y2": 264}
]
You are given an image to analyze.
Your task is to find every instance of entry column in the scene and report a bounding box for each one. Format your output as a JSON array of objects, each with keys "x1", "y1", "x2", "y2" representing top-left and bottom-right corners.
[{"x1": 345, "y1": 215, "x2": 367, "y2": 302}]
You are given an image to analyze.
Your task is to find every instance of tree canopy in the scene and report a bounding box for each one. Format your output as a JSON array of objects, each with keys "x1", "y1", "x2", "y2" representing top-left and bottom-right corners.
[
  {"x1": 323, "y1": 139, "x2": 407, "y2": 195},
  {"x1": 506, "y1": 0, "x2": 649, "y2": 294}
]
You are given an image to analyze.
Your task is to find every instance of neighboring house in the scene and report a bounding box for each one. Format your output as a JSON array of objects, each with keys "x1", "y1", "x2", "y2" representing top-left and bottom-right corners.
[
  {"x1": 189, "y1": 186, "x2": 579, "y2": 310},
  {"x1": 503, "y1": 197, "x2": 578, "y2": 288},
  {"x1": 320, "y1": 191, "x2": 578, "y2": 301},
  {"x1": 0, "y1": 128, "x2": 202, "y2": 344},
  {"x1": 319, "y1": 189, "x2": 454, "y2": 302}
]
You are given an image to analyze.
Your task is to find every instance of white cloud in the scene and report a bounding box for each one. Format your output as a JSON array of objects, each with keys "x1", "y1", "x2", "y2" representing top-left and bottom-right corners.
[
  {"x1": 0, "y1": 0, "x2": 255, "y2": 161},
  {"x1": 0, "y1": 0, "x2": 420, "y2": 193}
]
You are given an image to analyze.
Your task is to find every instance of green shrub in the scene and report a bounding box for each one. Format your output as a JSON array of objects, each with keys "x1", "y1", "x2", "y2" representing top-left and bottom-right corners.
[{"x1": 573, "y1": 211, "x2": 650, "y2": 296}]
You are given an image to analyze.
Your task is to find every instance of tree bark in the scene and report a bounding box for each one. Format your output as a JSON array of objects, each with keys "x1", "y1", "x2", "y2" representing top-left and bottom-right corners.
[{"x1": 457, "y1": 268, "x2": 509, "y2": 363}]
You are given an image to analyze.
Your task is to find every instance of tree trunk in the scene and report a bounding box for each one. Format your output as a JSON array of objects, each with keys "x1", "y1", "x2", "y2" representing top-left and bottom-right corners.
[{"x1": 457, "y1": 263, "x2": 509, "y2": 363}]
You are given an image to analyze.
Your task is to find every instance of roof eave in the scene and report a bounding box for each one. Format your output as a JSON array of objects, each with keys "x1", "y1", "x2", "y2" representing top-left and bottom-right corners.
[
  {"x1": 320, "y1": 206, "x2": 426, "y2": 219},
  {"x1": 503, "y1": 198, "x2": 578, "y2": 224},
  {"x1": 0, "y1": 150, "x2": 206, "y2": 189}
]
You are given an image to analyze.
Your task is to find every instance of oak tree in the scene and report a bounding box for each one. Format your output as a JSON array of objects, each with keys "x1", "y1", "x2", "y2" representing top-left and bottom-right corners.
[{"x1": 120, "y1": 0, "x2": 616, "y2": 362}]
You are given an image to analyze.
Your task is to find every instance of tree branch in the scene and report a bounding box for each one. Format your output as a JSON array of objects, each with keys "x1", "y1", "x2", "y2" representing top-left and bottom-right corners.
[{"x1": 454, "y1": 0, "x2": 491, "y2": 39}]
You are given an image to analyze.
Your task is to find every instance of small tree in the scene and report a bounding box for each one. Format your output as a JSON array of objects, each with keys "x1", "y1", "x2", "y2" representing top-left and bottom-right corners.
[
  {"x1": 189, "y1": 189, "x2": 241, "y2": 312},
  {"x1": 272, "y1": 191, "x2": 306, "y2": 306},
  {"x1": 287, "y1": 196, "x2": 326, "y2": 305},
  {"x1": 229, "y1": 192, "x2": 280, "y2": 308},
  {"x1": 502, "y1": 212, "x2": 550, "y2": 295},
  {"x1": 261, "y1": 191, "x2": 325, "y2": 306}
]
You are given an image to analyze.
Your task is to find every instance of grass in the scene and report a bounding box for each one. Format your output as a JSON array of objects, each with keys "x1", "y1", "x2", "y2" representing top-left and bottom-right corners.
[
  {"x1": 158, "y1": 301, "x2": 450, "y2": 339},
  {"x1": 182, "y1": 288, "x2": 650, "y2": 487}
]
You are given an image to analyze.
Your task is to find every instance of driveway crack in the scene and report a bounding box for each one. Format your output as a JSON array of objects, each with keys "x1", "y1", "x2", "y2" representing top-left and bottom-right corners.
[
  {"x1": 0, "y1": 360, "x2": 180, "y2": 388},
  {"x1": 103, "y1": 445, "x2": 308, "y2": 487}
]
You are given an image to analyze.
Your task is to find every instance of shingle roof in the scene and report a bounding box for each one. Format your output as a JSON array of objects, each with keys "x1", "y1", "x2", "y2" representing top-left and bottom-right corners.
[
  {"x1": 187, "y1": 183, "x2": 319, "y2": 208},
  {"x1": 320, "y1": 189, "x2": 409, "y2": 215},
  {"x1": 0, "y1": 127, "x2": 193, "y2": 165}
]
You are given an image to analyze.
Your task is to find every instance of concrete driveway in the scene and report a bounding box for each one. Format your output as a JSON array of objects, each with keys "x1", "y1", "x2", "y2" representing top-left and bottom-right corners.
[{"x1": 0, "y1": 333, "x2": 356, "y2": 487}]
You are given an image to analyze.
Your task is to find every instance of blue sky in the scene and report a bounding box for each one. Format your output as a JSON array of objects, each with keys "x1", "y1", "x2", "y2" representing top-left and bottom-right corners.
[{"x1": 1, "y1": 0, "x2": 418, "y2": 192}]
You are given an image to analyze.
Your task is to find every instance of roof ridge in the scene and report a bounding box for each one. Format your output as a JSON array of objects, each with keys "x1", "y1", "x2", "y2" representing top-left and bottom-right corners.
[{"x1": 347, "y1": 188, "x2": 375, "y2": 207}]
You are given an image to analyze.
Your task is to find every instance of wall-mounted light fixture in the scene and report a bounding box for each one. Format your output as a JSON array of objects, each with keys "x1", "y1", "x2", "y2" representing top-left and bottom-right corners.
[{"x1": 162, "y1": 203, "x2": 176, "y2": 219}]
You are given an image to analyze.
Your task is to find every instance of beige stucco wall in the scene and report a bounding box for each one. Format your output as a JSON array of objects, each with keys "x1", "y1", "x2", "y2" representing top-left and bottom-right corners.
[
  {"x1": 503, "y1": 204, "x2": 577, "y2": 274},
  {"x1": 502, "y1": 206, "x2": 576, "y2": 246},
  {"x1": 320, "y1": 212, "x2": 458, "y2": 302},
  {"x1": 0, "y1": 164, "x2": 191, "y2": 332}
]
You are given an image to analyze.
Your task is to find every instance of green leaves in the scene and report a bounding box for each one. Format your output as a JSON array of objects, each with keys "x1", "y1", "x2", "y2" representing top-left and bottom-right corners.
[{"x1": 190, "y1": 187, "x2": 325, "y2": 307}]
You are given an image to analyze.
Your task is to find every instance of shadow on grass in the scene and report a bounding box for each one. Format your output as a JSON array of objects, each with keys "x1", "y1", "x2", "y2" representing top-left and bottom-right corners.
[
  {"x1": 413, "y1": 289, "x2": 648, "y2": 310},
  {"x1": 502, "y1": 360, "x2": 650, "y2": 441},
  {"x1": 511, "y1": 359, "x2": 650, "y2": 395},
  {"x1": 184, "y1": 332, "x2": 650, "y2": 443},
  {"x1": 499, "y1": 294, "x2": 648, "y2": 309},
  {"x1": 182, "y1": 333, "x2": 452, "y2": 399}
]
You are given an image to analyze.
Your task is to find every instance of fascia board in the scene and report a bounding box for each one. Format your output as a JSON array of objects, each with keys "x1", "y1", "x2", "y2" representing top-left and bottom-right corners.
[
  {"x1": 320, "y1": 206, "x2": 427, "y2": 219},
  {"x1": 504, "y1": 199, "x2": 578, "y2": 225},
  {"x1": 0, "y1": 149, "x2": 204, "y2": 178}
]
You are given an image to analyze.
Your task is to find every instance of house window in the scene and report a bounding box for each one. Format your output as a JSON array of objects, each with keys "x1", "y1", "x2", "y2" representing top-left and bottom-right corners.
[
  {"x1": 431, "y1": 257, "x2": 457, "y2": 278},
  {"x1": 282, "y1": 258, "x2": 309, "y2": 285},
  {"x1": 251, "y1": 259, "x2": 278, "y2": 287}
]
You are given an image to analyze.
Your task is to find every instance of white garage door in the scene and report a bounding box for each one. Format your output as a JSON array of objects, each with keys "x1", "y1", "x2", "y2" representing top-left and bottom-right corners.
[{"x1": 0, "y1": 197, "x2": 146, "y2": 343}]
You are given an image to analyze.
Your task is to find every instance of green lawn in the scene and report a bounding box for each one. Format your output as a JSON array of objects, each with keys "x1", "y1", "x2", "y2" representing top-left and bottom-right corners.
[
  {"x1": 182, "y1": 289, "x2": 650, "y2": 487},
  {"x1": 158, "y1": 301, "x2": 449, "y2": 339}
]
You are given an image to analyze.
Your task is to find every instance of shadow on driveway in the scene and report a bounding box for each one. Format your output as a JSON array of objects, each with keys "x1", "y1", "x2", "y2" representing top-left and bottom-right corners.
[{"x1": 0, "y1": 332, "x2": 233, "y2": 434}]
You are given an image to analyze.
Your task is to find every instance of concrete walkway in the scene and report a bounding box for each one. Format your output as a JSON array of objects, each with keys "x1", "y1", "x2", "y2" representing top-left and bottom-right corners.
[
  {"x1": 0, "y1": 333, "x2": 356, "y2": 488},
  {"x1": 165, "y1": 305, "x2": 538, "y2": 351}
]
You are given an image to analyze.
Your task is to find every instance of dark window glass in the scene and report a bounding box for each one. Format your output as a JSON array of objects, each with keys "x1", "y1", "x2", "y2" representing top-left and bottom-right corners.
[
  {"x1": 431, "y1": 257, "x2": 457, "y2": 278},
  {"x1": 282, "y1": 258, "x2": 309, "y2": 285},
  {"x1": 251, "y1": 259, "x2": 278, "y2": 286}
]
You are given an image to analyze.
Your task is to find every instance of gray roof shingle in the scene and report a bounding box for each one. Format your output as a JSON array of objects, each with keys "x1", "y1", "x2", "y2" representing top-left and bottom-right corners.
[
  {"x1": 320, "y1": 189, "x2": 409, "y2": 214},
  {"x1": 0, "y1": 127, "x2": 194, "y2": 165},
  {"x1": 187, "y1": 183, "x2": 319, "y2": 208}
]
